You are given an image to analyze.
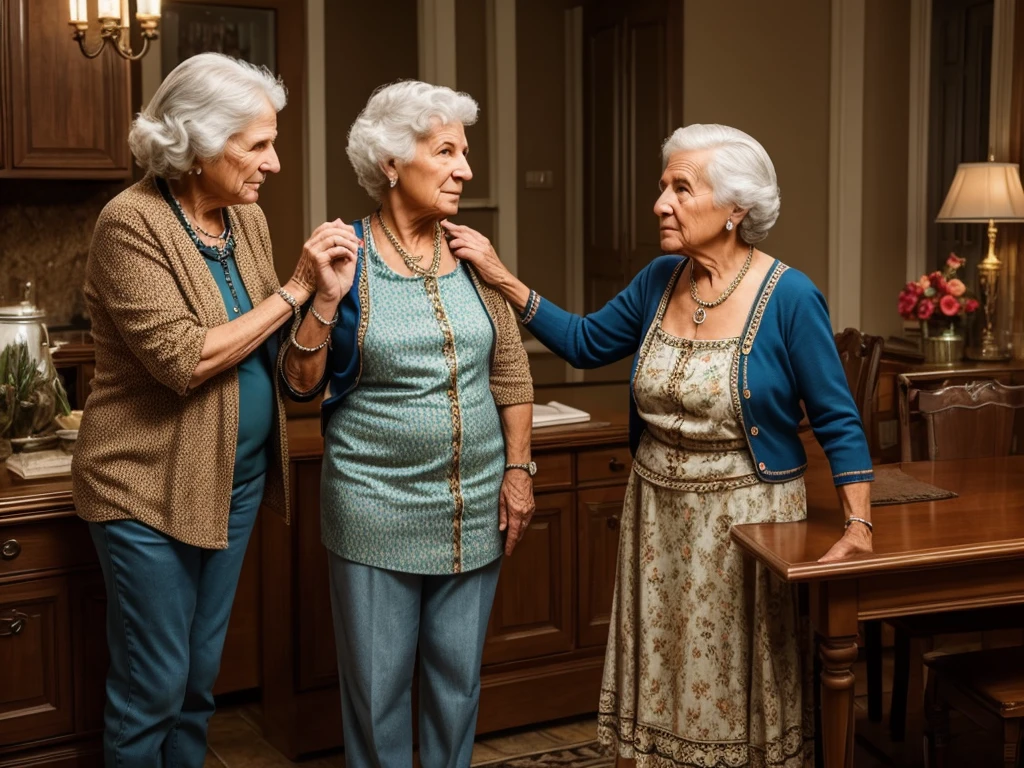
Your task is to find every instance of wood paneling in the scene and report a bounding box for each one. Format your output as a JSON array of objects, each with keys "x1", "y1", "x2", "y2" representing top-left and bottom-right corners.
[
  {"x1": 4, "y1": 0, "x2": 131, "y2": 177},
  {"x1": 0, "y1": 577, "x2": 73, "y2": 746},
  {"x1": 483, "y1": 492, "x2": 574, "y2": 666},
  {"x1": 577, "y1": 485, "x2": 624, "y2": 648}
]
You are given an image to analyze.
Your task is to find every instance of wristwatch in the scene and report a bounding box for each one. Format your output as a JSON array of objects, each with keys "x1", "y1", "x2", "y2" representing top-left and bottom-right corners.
[{"x1": 505, "y1": 461, "x2": 537, "y2": 476}]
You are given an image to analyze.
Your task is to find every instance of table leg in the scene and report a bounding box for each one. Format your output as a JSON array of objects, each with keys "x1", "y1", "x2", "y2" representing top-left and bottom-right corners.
[{"x1": 820, "y1": 636, "x2": 858, "y2": 768}]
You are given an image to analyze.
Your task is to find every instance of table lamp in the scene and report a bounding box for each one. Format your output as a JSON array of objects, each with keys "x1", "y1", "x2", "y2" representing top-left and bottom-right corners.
[{"x1": 935, "y1": 157, "x2": 1024, "y2": 360}]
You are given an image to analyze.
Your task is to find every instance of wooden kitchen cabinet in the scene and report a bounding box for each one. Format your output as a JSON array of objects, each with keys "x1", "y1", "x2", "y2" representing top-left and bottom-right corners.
[
  {"x1": 2, "y1": 0, "x2": 132, "y2": 178},
  {"x1": 577, "y1": 485, "x2": 625, "y2": 648}
]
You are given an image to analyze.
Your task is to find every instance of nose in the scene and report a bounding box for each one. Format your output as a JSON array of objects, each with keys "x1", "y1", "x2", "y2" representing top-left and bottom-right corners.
[
  {"x1": 453, "y1": 154, "x2": 473, "y2": 182},
  {"x1": 263, "y1": 145, "x2": 281, "y2": 175},
  {"x1": 653, "y1": 188, "x2": 674, "y2": 218}
]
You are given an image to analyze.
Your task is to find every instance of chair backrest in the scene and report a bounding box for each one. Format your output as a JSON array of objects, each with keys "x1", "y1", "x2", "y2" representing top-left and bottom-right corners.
[
  {"x1": 833, "y1": 327, "x2": 884, "y2": 430},
  {"x1": 901, "y1": 379, "x2": 1024, "y2": 461}
]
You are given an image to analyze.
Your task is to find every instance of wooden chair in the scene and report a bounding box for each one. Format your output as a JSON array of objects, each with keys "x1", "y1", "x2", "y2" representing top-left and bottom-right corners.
[
  {"x1": 924, "y1": 646, "x2": 1024, "y2": 767},
  {"x1": 833, "y1": 327, "x2": 884, "y2": 433},
  {"x1": 874, "y1": 379, "x2": 1024, "y2": 740}
]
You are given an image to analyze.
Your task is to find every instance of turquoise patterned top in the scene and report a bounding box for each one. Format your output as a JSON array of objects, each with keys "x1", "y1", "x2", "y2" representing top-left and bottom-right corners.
[{"x1": 320, "y1": 227, "x2": 506, "y2": 574}]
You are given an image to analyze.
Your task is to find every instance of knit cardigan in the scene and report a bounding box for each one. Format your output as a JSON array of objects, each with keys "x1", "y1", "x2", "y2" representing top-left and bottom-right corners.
[
  {"x1": 73, "y1": 176, "x2": 290, "y2": 549},
  {"x1": 524, "y1": 255, "x2": 874, "y2": 487}
]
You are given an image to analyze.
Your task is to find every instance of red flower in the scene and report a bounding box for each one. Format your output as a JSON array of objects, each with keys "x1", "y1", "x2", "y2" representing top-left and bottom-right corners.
[
  {"x1": 965, "y1": 299, "x2": 980, "y2": 313},
  {"x1": 917, "y1": 300, "x2": 935, "y2": 321},
  {"x1": 929, "y1": 272, "x2": 947, "y2": 294},
  {"x1": 946, "y1": 253, "x2": 966, "y2": 269},
  {"x1": 939, "y1": 295, "x2": 961, "y2": 317},
  {"x1": 905, "y1": 281, "x2": 924, "y2": 296},
  {"x1": 897, "y1": 291, "x2": 918, "y2": 318}
]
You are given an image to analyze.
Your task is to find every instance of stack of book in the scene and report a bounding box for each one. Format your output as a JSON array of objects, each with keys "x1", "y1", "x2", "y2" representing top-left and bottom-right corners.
[
  {"x1": 5, "y1": 449, "x2": 72, "y2": 479},
  {"x1": 531, "y1": 401, "x2": 591, "y2": 429}
]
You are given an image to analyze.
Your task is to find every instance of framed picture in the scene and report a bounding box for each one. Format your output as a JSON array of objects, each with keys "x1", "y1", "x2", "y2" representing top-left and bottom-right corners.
[{"x1": 161, "y1": 3, "x2": 276, "y2": 76}]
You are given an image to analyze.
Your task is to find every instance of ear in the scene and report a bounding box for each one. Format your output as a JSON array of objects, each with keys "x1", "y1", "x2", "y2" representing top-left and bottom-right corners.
[{"x1": 731, "y1": 205, "x2": 750, "y2": 225}]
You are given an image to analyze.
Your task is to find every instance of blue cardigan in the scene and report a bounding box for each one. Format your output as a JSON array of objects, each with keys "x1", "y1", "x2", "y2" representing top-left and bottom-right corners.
[{"x1": 526, "y1": 255, "x2": 874, "y2": 487}]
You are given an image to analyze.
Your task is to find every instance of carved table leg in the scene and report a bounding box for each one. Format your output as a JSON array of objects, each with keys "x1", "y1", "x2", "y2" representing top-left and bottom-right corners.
[{"x1": 819, "y1": 636, "x2": 859, "y2": 768}]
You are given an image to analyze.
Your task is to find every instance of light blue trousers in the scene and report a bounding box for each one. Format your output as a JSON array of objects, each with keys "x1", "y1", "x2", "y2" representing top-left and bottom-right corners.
[
  {"x1": 328, "y1": 553, "x2": 502, "y2": 768},
  {"x1": 88, "y1": 473, "x2": 264, "y2": 768}
]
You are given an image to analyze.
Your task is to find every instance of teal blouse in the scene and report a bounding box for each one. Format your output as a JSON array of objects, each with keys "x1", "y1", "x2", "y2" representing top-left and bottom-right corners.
[
  {"x1": 157, "y1": 178, "x2": 274, "y2": 485},
  {"x1": 320, "y1": 230, "x2": 505, "y2": 575}
]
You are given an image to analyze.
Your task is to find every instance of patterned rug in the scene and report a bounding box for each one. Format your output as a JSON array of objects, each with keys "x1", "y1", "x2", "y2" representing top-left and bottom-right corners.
[{"x1": 474, "y1": 740, "x2": 614, "y2": 768}]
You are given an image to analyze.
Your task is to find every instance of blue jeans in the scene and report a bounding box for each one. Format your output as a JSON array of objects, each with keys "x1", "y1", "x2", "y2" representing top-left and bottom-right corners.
[
  {"x1": 328, "y1": 553, "x2": 502, "y2": 768},
  {"x1": 89, "y1": 473, "x2": 265, "y2": 768}
]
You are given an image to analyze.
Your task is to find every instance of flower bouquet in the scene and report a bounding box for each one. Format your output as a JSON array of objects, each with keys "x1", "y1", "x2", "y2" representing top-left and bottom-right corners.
[{"x1": 897, "y1": 254, "x2": 979, "y2": 363}]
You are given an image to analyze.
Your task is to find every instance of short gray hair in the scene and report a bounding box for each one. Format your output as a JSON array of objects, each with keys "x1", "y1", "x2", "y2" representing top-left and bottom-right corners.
[
  {"x1": 661, "y1": 124, "x2": 781, "y2": 244},
  {"x1": 129, "y1": 53, "x2": 287, "y2": 178},
  {"x1": 346, "y1": 80, "x2": 479, "y2": 200}
]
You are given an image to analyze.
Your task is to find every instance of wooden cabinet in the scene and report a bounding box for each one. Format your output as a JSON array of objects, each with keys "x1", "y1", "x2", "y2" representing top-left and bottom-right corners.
[
  {"x1": 577, "y1": 485, "x2": 624, "y2": 648},
  {"x1": 1, "y1": 0, "x2": 132, "y2": 178},
  {"x1": 0, "y1": 577, "x2": 74, "y2": 746}
]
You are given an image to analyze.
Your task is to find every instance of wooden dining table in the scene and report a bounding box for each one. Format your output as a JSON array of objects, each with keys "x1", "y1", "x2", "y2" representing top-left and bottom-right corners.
[{"x1": 731, "y1": 444, "x2": 1024, "y2": 768}]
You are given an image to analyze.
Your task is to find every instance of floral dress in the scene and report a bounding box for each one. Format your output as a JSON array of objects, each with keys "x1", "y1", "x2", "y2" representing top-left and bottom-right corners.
[{"x1": 597, "y1": 320, "x2": 814, "y2": 767}]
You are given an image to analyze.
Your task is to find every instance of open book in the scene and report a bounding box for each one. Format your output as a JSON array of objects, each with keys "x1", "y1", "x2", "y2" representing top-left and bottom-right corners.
[
  {"x1": 532, "y1": 401, "x2": 591, "y2": 429},
  {"x1": 5, "y1": 449, "x2": 72, "y2": 479}
]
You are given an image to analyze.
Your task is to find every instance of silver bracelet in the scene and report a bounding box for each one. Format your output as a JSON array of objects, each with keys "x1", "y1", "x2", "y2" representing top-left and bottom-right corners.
[
  {"x1": 844, "y1": 516, "x2": 873, "y2": 533},
  {"x1": 276, "y1": 287, "x2": 300, "y2": 313},
  {"x1": 289, "y1": 322, "x2": 331, "y2": 354},
  {"x1": 309, "y1": 303, "x2": 339, "y2": 328}
]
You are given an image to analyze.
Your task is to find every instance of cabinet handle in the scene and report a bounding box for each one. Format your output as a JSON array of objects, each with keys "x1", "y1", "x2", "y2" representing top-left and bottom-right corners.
[
  {"x1": 1, "y1": 539, "x2": 21, "y2": 560},
  {"x1": 608, "y1": 458, "x2": 626, "y2": 472},
  {"x1": 606, "y1": 515, "x2": 620, "y2": 530},
  {"x1": 0, "y1": 611, "x2": 28, "y2": 637}
]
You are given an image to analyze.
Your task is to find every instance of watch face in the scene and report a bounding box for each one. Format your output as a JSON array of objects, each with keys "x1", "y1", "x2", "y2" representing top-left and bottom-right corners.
[{"x1": 528, "y1": 461, "x2": 537, "y2": 476}]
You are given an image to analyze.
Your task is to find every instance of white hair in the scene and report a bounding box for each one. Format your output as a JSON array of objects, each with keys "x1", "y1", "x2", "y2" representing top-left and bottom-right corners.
[
  {"x1": 661, "y1": 124, "x2": 781, "y2": 245},
  {"x1": 346, "y1": 80, "x2": 479, "y2": 201},
  {"x1": 128, "y1": 53, "x2": 287, "y2": 178}
]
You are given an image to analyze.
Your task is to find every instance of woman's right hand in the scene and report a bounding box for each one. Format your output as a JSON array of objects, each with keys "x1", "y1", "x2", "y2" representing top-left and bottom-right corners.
[
  {"x1": 441, "y1": 221, "x2": 512, "y2": 289},
  {"x1": 288, "y1": 219, "x2": 362, "y2": 304}
]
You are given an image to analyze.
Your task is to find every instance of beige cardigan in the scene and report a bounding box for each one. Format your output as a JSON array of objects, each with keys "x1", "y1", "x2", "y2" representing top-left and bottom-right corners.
[{"x1": 73, "y1": 177, "x2": 290, "y2": 549}]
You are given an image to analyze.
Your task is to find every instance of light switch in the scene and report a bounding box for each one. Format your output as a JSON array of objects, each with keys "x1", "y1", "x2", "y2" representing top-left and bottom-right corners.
[{"x1": 525, "y1": 170, "x2": 555, "y2": 189}]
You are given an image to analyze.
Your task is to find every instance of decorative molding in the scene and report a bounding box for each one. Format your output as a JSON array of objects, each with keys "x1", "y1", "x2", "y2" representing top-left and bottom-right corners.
[
  {"x1": 418, "y1": 0, "x2": 457, "y2": 88},
  {"x1": 306, "y1": 0, "x2": 328, "y2": 233},
  {"x1": 564, "y1": 6, "x2": 585, "y2": 382},
  {"x1": 828, "y1": 0, "x2": 865, "y2": 331},
  {"x1": 494, "y1": 0, "x2": 518, "y2": 277},
  {"x1": 990, "y1": 0, "x2": 1016, "y2": 160},
  {"x1": 906, "y1": 0, "x2": 932, "y2": 284}
]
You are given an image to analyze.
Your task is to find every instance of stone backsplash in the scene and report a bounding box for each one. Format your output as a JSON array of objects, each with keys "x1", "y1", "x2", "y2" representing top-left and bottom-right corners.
[{"x1": 0, "y1": 179, "x2": 126, "y2": 328}]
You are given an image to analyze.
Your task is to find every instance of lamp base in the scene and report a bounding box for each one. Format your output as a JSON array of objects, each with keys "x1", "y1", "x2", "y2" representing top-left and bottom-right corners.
[{"x1": 965, "y1": 346, "x2": 1011, "y2": 362}]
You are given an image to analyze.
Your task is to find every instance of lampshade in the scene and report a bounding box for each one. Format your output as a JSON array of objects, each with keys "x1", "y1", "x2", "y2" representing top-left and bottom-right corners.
[{"x1": 935, "y1": 161, "x2": 1024, "y2": 223}]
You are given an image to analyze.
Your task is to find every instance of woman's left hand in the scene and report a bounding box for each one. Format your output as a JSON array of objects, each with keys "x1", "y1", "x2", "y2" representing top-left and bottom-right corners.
[
  {"x1": 817, "y1": 523, "x2": 873, "y2": 563},
  {"x1": 499, "y1": 470, "x2": 536, "y2": 555}
]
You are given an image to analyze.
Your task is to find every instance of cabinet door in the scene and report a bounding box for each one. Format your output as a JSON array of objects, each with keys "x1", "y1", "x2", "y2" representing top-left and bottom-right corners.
[
  {"x1": 577, "y1": 485, "x2": 625, "y2": 648},
  {"x1": 6, "y1": 0, "x2": 131, "y2": 176},
  {"x1": 0, "y1": 576, "x2": 74, "y2": 745},
  {"x1": 71, "y1": 569, "x2": 108, "y2": 734},
  {"x1": 482, "y1": 492, "x2": 574, "y2": 666}
]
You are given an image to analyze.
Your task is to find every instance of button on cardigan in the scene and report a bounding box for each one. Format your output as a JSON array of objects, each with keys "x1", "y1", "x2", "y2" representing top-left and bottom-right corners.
[{"x1": 523, "y1": 255, "x2": 873, "y2": 487}]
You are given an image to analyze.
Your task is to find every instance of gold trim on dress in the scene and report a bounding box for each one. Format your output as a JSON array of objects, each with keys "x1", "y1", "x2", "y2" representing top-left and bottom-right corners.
[{"x1": 631, "y1": 461, "x2": 759, "y2": 493}]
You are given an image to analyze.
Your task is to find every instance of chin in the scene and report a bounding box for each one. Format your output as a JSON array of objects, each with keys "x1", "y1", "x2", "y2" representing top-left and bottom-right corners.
[
  {"x1": 437, "y1": 202, "x2": 460, "y2": 218},
  {"x1": 660, "y1": 236, "x2": 683, "y2": 254}
]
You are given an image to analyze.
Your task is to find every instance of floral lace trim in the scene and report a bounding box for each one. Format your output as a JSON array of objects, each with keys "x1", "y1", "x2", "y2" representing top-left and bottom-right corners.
[
  {"x1": 598, "y1": 691, "x2": 811, "y2": 768},
  {"x1": 655, "y1": 328, "x2": 741, "y2": 350},
  {"x1": 632, "y1": 461, "x2": 759, "y2": 493}
]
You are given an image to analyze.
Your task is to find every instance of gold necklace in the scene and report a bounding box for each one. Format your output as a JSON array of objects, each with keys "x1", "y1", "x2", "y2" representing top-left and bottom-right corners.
[
  {"x1": 376, "y1": 210, "x2": 441, "y2": 277},
  {"x1": 689, "y1": 246, "x2": 754, "y2": 325}
]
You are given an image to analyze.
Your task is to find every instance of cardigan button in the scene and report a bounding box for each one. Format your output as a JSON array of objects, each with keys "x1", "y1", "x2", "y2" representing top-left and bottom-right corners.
[
  {"x1": 758, "y1": 462, "x2": 766, "y2": 471},
  {"x1": 743, "y1": 389, "x2": 751, "y2": 399},
  {"x1": 750, "y1": 426, "x2": 759, "y2": 436}
]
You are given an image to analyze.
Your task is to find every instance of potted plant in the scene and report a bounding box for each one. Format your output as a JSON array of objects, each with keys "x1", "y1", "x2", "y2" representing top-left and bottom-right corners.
[{"x1": 897, "y1": 254, "x2": 980, "y2": 364}]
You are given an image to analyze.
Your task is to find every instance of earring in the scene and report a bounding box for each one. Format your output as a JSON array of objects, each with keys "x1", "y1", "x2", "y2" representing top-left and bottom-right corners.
[
  {"x1": 196, "y1": 167, "x2": 202, "y2": 176},
  {"x1": 725, "y1": 220, "x2": 734, "y2": 231},
  {"x1": 389, "y1": 176, "x2": 397, "y2": 188}
]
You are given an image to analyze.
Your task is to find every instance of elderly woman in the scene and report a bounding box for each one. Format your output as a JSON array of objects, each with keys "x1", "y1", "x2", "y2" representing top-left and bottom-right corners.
[
  {"x1": 73, "y1": 53, "x2": 357, "y2": 767},
  {"x1": 280, "y1": 80, "x2": 534, "y2": 767},
  {"x1": 449, "y1": 124, "x2": 874, "y2": 767}
]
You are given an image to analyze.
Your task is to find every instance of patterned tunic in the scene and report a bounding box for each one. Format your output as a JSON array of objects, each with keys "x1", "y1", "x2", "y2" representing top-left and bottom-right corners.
[
  {"x1": 597, "y1": 319, "x2": 813, "y2": 766},
  {"x1": 320, "y1": 227, "x2": 505, "y2": 575}
]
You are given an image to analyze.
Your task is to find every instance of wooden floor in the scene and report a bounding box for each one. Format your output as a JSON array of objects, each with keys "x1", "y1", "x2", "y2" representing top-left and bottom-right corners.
[{"x1": 202, "y1": 653, "x2": 998, "y2": 767}]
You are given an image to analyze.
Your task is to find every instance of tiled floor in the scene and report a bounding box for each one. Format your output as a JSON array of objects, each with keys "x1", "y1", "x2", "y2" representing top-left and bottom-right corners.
[{"x1": 202, "y1": 653, "x2": 1000, "y2": 767}]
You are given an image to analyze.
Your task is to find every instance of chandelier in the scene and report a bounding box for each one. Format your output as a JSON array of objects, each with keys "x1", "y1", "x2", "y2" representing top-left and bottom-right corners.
[{"x1": 68, "y1": 0, "x2": 162, "y2": 61}]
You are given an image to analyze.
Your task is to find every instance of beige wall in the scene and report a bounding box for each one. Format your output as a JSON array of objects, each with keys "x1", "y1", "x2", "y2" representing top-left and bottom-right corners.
[
  {"x1": 682, "y1": 0, "x2": 832, "y2": 290},
  {"x1": 861, "y1": 0, "x2": 911, "y2": 339}
]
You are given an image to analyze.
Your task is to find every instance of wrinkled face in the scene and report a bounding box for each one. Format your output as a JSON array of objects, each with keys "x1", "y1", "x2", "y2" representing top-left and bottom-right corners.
[
  {"x1": 653, "y1": 149, "x2": 735, "y2": 254},
  {"x1": 391, "y1": 120, "x2": 472, "y2": 217},
  {"x1": 198, "y1": 99, "x2": 280, "y2": 205}
]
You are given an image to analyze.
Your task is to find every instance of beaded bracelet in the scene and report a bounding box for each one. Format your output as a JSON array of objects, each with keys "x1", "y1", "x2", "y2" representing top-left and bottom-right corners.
[
  {"x1": 844, "y1": 516, "x2": 873, "y2": 533},
  {"x1": 309, "y1": 303, "x2": 339, "y2": 328},
  {"x1": 289, "y1": 311, "x2": 332, "y2": 353},
  {"x1": 276, "y1": 287, "x2": 300, "y2": 314},
  {"x1": 521, "y1": 291, "x2": 541, "y2": 325}
]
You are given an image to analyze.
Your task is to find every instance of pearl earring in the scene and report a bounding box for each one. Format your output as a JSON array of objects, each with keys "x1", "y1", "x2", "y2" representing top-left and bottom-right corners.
[
  {"x1": 725, "y1": 220, "x2": 733, "y2": 231},
  {"x1": 389, "y1": 177, "x2": 397, "y2": 188},
  {"x1": 196, "y1": 167, "x2": 202, "y2": 176}
]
